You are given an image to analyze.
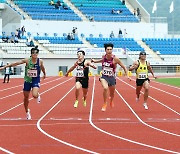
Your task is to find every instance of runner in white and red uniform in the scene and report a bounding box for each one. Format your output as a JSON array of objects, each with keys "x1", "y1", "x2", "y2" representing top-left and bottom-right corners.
[{"x1": 91, "y1": 43, "x2": 129, "y2": 112}]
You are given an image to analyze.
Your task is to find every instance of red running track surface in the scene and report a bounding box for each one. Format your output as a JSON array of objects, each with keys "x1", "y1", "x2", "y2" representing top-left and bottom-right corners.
[{"x1": 0, "y1": 76, "x2": 179, "y2": 154}]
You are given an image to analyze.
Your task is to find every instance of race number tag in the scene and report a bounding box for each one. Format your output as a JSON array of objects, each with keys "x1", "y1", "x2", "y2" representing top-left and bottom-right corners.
[
  {"x1": 27, "y1": 69, "x2": 37, "y2": 77},
  {"x1": 76, "y1": 70, "x2": 84, "y2": 77},
  {"x1": 102, "y1": 67, "x2": 113, "y2": 76},
  {"x1": 138, "y1": 73, "x2": 147, "y2": 79}
]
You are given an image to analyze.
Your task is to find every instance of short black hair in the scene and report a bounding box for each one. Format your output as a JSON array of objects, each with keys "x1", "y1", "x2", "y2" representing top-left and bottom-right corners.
[
  {"x1": 31, "y1": 45, "x2": 39, "y2": 54},
  {"x1": 104, "y1": 43, "x2": 114, "y2": 50},
  {"x1": 77, "y1": 50, "x2": 85, "y2": 55},
  {"x1": 139, "y1": 51, "x2": 146, "y2": 55}
]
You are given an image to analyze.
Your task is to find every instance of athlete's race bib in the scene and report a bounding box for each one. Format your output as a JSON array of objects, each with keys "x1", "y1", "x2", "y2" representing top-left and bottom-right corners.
[
  {"x1": 138, "y1": 73, "x2": 147, "y2": 79},
  {"x1": 76, "y1": 70, "x2": 84, "y2": 77},
  {"x1": 27, "y1": 69, "x2": 38, "y2": 77},
  {"x1": 102, "y1": 67, "x2": 113, "y2": 76}
]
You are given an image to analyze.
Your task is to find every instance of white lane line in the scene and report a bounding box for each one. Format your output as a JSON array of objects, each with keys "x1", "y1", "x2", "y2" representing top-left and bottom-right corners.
[
  {"x1": 115, "y1": 89, "x2": 180, "y2": 137},
  {"x1": 131, "y1": 78, "x2": 180, "y2": 98},
  {"x1": 118, "y1": 78, "x2": 180, "y2": 116},
  {"x1": 0, "y1": 77, "x2": 63, "y2": 100},
  {"x1": 89, "y1": 76, "x2": 179, "y2": 154},
  {"x1": 0, "y1": 77, "x2": 73, "y2": 116},
  {"x1": 36, "y1": 86, "x2": 99, "y2": 154},
  {"x1": 0, "y1": 147, "x2": 14, "y2": 154}
]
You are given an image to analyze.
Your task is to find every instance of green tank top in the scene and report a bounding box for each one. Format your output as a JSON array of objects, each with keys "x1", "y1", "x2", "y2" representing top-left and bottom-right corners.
[{"x1": 24, "y1": 58, "x2": 35, "y2": 83}]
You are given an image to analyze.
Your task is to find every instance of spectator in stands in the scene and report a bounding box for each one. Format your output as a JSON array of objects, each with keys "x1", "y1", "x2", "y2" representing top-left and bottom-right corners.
[
  {"x1": 110, "y1": 31, "x2": 115, "y2": 38},
  {"x1": 137, "y1": 8, "x2": 140, "y2": 16},
  {"x1": 91, "y1": 43, "x2": 129, "y2": 112},
  {"x1": 129, "y1": 51, "x2": 157, "y2": 110},
  {"x1": 89, "y1": 16, "x2": 94, "y2": 22},
  {"x1": 111, "y1": 8, "x2": 115, "y2": 14},
  {"x1": 14, "y1": 35, "x2": 19, "y2": 43},
  {"x1": 118, "y1": 28, "x2": 123, "y2": 38},
  {"x1": 2, "y1": 35, "x2": 9, "y2": 43},
  {"x1": 65, "y1": 50, "x2": 96, "y2": 108},
  {"x1": 117, "y1": 9, "x2": 123, "y2": 14},
  {"x1": 3, "y1": 62, "x2": 12, "y2": 83},
  {"x1": 62, "y1": 3, "x2": 68, "y2": 9},
  {"x1": 49, "y1": 0, "x2": 55, "y2": 5},
  {"x1": 0, "y1": 46, "x2": 46, "y2": 120},
  {"x1": 26, "y1": 39, "x2": 35, "y2": 47},
  {"x1": 21, "y1": 26, "x2": 26, "y2": 37},
  {"x1": 67, "y1": 33, "x2": 74, "y2": 40},
  {"x1": 55, "y1": 3, "x2": 60, "y2": 9},
  {"x1": 133, "y1": 9, "x2": 136, "y2": 16},
  {"x1": 122, "y1": 0, "x2": 125, "y2": 5},
  {"x1": 56, "y1": 0, "x2": 61, "y2": 6}
]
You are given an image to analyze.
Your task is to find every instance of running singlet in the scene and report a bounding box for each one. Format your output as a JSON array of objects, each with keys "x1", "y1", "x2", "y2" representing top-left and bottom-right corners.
[
  {"x1": 102, "y1": 55, "x2": 116, "y2": 77},
  {"x1": 136, "y1": 60, "x2": 148, "y2": 79},
  {"x1": 24, "y1": 58, "x2": 41, "y2": 83},
  {"x1": 76, "y1": 59, "x2": 89, "y2": 78}
]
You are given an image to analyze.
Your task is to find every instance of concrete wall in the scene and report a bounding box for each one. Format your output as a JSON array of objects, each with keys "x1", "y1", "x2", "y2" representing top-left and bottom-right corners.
[{"x1": 21, "y1": 20, "x2": 168, "y2": 39}]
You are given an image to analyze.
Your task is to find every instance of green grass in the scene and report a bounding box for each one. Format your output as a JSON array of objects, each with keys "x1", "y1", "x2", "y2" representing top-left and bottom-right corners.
[{"x1": 155, "y1": 78, "x2": 180, "y2": 87}]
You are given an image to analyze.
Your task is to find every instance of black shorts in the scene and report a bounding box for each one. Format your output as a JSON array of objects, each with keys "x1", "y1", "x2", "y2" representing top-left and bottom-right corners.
[
  {"x1": 100, "y1": 74, "x2": 116, "y2": 86},
  {"x1": 136, "y1": 78, "x2": 150, "y2": 86},
  {"x1": 76, "y1": 77, "x2": 89, "y2": 89}
]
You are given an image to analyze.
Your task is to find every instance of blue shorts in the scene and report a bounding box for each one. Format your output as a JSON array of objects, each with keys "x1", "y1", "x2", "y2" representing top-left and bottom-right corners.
[
  {"x1": 23, "y1": 81, "x2": 40, "y2": 91},
  {"x1": 100, "y1": 75, "x2": 116, "y2": 86}
]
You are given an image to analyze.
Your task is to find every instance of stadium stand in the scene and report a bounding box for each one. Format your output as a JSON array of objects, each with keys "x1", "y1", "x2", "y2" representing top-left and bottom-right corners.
[
  {"x1": 13, "y1": 0, "x2": 82, "y2": 21},
  {"x1": 70, "y1": 0, "x2": 139, "y2": 22},
  {"x1": 86, "y1": 37, "x2": 144, "y2": 51}
]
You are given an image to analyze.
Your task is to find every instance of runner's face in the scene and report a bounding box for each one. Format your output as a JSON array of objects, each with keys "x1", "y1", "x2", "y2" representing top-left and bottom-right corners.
[
  {"x1": 77, "y1": 52, "x2": 84, "y2": 60},
  {"x1": 105, "y1": 47, "x2": 113, "y2": 56},
  {"x1": 140, "y1": 53, "x2": 146, "y2": 60},
  {"x1": 31, "y1": 50, "x2": 38, "y2": 58}
]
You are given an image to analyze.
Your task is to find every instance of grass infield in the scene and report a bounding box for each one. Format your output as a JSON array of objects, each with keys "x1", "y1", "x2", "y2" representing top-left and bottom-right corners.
[{"x1": 155, "y1": 78, "x2": 180, "y2": 87}]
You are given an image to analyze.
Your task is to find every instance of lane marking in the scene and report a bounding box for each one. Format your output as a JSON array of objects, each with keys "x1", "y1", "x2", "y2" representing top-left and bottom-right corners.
[
  {"x1": 118, "y1": 78, "x2": 180, "y2": 116},
  {"x1": 130, "y1": 78, "x2": 180, "y2": 98},
  {"x1": 0, "y1": 77, "x2": 63, "y2": 101},
  {"x1": 89, "y1": 76, "x2": 179, "y2": 154},
  {"x1": 0, "y1": 147, "x2": 14, "y2": 154},
  {"x1": 115, "y1": 89, "x2": 180, "y2": 137},
  {"x1": 0, "y1": 77, "x2": 73, "y2": 116},
  {"x1": 36, "y1": 86, "x2": 99, "y2": 154}
]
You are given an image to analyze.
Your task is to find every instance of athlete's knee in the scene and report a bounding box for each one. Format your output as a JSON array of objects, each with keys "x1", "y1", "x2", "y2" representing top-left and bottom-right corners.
[{"x1": 32, "y1": 93, "x2": 38, "y2": 98}]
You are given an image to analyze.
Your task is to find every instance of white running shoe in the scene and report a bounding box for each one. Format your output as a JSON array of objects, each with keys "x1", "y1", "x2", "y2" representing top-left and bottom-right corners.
[
  {"x1": 26, "y1": 109, "x2": 31, "y2": 120},
  {"x1": 143, "y1": 103, "x2": 148, "y2": 110},
  {"x1": 37, "y1": 94, "x2": 41, "y2": 104}
]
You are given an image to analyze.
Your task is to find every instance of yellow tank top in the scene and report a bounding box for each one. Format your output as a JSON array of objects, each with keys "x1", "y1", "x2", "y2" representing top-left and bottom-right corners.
[{"x1": 136, "y1": 60, "x2": 148, "y2": 79}]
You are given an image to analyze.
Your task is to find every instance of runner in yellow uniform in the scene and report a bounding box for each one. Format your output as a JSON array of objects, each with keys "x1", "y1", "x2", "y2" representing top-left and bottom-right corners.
[{"x1": 129, "y1": 51, "x2": 157, "y2": 110}]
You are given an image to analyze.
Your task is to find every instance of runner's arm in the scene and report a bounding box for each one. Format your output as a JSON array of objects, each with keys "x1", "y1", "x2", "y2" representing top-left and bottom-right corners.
[
  {"x1": 129, "y1": 61, "x2": 139, "y2": 71},
  {"x1": 147, "y1": 62, "x2": 157, "y2": 79},
  {"x1": 91, "y1": 58, "x2": 102, "y2": 63},
  {"x1": 0, "y1": 59, "x2": 27, "y2": 71},
  {"x1": 65, "y1": 62, "x2": 77, "y2": 77},
  {"x1": 86, "y1": 60, "x2": 97, "y2": 69}
]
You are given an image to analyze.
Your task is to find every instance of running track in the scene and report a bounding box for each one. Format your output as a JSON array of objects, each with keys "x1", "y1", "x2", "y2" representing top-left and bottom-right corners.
[{"x1": 0, "y1": 76, "x2": 179, "y2": 154}]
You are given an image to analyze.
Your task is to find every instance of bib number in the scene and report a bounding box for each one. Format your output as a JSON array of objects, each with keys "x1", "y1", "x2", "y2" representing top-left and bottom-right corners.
[
  {"x1": 102, "y1": 67, "x2": 113, "y2": 76},
  {"x1": 27, "y1": 69, "x2": 37, "y2": 77},
  {"x1": 76, "y1": 70, "x2": 84, "y2": 77},
  {"x1": 138, "y1": 73, "x2": 147, "y2": 79}
]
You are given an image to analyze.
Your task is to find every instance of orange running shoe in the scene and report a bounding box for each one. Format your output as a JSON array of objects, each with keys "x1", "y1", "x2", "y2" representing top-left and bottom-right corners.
[{"x1": 101, "y1": 103, "x2": 107, "y2": 112}]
